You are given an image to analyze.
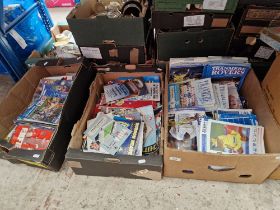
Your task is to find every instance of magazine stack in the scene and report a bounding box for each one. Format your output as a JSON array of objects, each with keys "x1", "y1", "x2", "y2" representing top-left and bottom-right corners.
[
  {"x1": 4, "y1": 75, "x2": 75, "y2": 151},
  {"x1": 82, "y1": 75, "x2": 162, "y2": 156},
  {"x1": 167, "y1": 57, "x2": 265, "y2": 155}
]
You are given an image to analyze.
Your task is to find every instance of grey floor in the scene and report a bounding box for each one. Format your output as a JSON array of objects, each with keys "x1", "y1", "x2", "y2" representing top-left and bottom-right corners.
[{"x1": 1, "y1": 72, "x2": 280, "y2": 210}]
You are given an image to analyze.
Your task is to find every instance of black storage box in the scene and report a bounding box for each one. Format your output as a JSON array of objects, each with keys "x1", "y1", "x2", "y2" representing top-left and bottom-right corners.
[
  {"x1": 67, "y1": 1, "x2": 149, "y2": 64},
  {"x1": 156, "y1": 26, "x2": 235, "y2": 62},
  {"x1": 65, "y1": 64, "x2": 164, "y2": 180},
  {"x1": 152, "y1": 11, "x2": 232, "y2": 30}
]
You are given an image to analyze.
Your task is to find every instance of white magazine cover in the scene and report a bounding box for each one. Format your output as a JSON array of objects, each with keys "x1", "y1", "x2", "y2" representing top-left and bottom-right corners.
[
  {"x1": 200, "y1": 119, "x2": 265, "y2": 155},
  {"x1": 194, "y1": 78, "x2": 216, "y2": 107}
]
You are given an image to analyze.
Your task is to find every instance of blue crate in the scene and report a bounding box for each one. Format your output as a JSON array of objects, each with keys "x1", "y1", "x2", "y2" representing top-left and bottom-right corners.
[
  {"x1": 0, "y1": 0, "x2": 53, "y2": 81},
  {"x1": 0, "y1": 60, "x2": 9, "y2": 75}
]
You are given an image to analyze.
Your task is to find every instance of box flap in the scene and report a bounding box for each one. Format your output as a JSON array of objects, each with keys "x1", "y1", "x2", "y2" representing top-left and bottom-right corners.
[
  {"x1": 0, "y1": 67, "x2": 50, "y2": 138},
  {"x1": 262, "y1": 54, "x2": 280, "y2": 126},
  {"x1": 242, "y1": 70, "x2": 280, "y2": 152}
]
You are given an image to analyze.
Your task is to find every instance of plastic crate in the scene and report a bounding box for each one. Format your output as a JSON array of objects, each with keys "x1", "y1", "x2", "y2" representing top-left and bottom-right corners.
[
  {"x1": 0, "y1": 0, "x2": 53, "y2": 81},
  {"x1": 0, "y1": 59, "x2": 8, "y2": 75}
]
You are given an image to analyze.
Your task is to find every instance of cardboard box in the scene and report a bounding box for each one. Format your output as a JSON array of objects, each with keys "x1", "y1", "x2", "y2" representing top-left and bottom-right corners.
[
  {"x1": 0, "y1": 61, "x2": 96, "y2": 171},
  {"x1": 67, "y1": 1, "x2": 148, "y2": 64},
  {"x1": 51, "y1": 24, "x2": 71, "y2": 42},
  {"x1": 66, "y1": 65, "x2": 165, "y2": 180},
  {"x1": 154, "y1": 0, "x2": 238, "y2": 13},
  {"x1": 163, "y1": 57, "x2": 280, "y2": 184},
  {"x1": 156, "y1": 27, "x2": 235, "y2": 62},
  {"x1": 237, "y1": 6, "x2": 280, "y2": 37},
  {"x1": 152, "y1": 11, "x2": 232, "y2": 30}
]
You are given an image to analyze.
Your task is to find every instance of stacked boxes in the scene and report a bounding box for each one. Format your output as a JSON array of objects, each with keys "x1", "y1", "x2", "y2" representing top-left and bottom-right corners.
[
  {"x1": 152, "y1": 0, "x2": 238, "y2": 63},
  {"x1": 67, "y1": 0, "x2": 149, "y2": 64},
  {"x1": 2, "y1": 0, "x2": 280, "y2": 185},
  {"x1": 229, "y1": 1, "x2": 280, "y2": 80}
]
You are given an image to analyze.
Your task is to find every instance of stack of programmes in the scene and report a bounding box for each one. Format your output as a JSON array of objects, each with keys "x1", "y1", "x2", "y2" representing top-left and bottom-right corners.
[
  {"x1": 168, "y1": 57, "x2": 265, "y2": 155},
  {"x1": 83, "y1": 75, "x2": 162, "y2": 156},
  {"x1": 4, "y1": 75, "x2": 75, "y2": 150}
]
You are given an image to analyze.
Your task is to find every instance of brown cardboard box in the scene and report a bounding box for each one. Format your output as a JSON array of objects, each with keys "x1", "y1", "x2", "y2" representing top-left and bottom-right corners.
[
  {"x1": 163, "y1": 57, "x2": 280, "y2": 184},
  {"x1": 0, "y1": 61, "x2": 96, "y2": 171},
  {"x1": 237, "y1": 6, "x2": 280, "y2": 37},
  {"x1": 66, "y1": 66, "x2": 165, "y2": 180}
]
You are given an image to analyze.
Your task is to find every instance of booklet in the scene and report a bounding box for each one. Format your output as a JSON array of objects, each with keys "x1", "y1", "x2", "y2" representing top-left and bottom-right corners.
[
  {"x1": 114, "y1": 117, "x2": 142, "y2": 156},
  {"x1": 202, "y1": 63, "x2": 251, "y2": 90},
  {"x1": 98, "y1": 121, "x2": 132, "y2": 155},
  {"x1": 168, "y1": 109, "x2": 206, "y2": 151},
  {"x1": 136, "y1": 105, "x2": 158, "y2": 154},
  {"x1": 8, "y1": 123, "x2": 56, "y2": 150},
  {"x1": 199, "y1": 119, "x2": 265, "y2": 154}
]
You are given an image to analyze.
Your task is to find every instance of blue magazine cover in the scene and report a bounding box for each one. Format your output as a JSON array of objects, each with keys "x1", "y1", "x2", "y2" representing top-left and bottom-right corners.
[
  {"x1": 114, "y1": 117, "x2": 142, "y2": 156},
  {"x1": 202, "y1": 63, "x2": 251, "y2": 90}
]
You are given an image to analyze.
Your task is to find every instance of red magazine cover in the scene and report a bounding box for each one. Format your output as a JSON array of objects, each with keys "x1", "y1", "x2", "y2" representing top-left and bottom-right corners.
[
  {"x1": 93, "y1": 96, "x2": 158, "y2": 116},
  {"x1": 9, "y1": 124, "x2": 56, "y2": 150}
]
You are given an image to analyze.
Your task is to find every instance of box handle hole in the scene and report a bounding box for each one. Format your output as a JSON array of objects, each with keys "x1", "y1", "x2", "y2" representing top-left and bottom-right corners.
[
  {"x1": 185, "y1": 40, "x2": 191, "y2": 44},
  {"x1": 208, "y1": 165, "x2": 235, "y2": 172},
  {"x1": 169, "y1": 13, "x2": 173, "y2": 16},
  {"x1": 182, "y1": 169, "x2": 194, "y2": 174},
  {"x1": 239, "y1": 174, "x2": 252, "y2": 178},
  {"x1": 104, "y1": 158, "x2": 121, "y2": 164},
  {"x1": 198, "y1": 38, "x2": 204, "y2": 44}
]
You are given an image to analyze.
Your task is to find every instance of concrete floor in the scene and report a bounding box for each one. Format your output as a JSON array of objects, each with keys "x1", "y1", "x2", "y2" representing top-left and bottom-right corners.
[{"x1": 1, "y1": 75, "x2": 280, "y2": 210}]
